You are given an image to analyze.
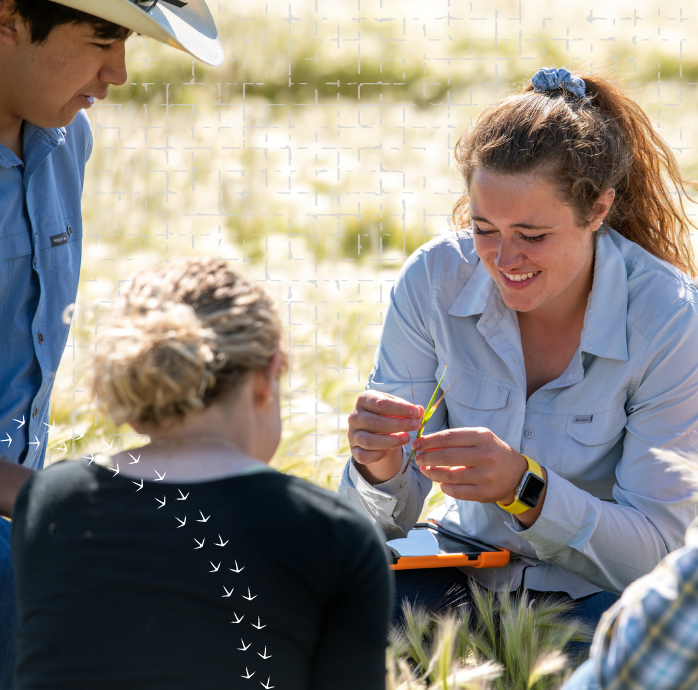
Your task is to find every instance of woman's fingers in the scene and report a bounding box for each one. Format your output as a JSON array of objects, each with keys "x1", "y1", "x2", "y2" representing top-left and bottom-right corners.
[
  {"x1": 414, "y1": 447, "x2": 477, "y2": 467},
  {"x1": 412, "y1": 427, "x2": 491, "y2": 452},
  {"x1": 413, "y1": 431, "x2": 529, "y2": 505},
  {"x1": 350, "y1": 426, "x2": 412, "y2": 466},
  {"x1": 351, "y1": 406, "x2": 422, "y2": 435},
  {"x1": 418, "y1": 465, "x2": 510, "y2": 503},
  {"x1": 417, "y1": 463, "x2": 479, "y2": 483},
  {"x1": 358, "y1": 390, "x2": 423, "y2": 420},
  {"x1": 348, "y1": 391, "x2": 424, "y2": 466},
  {"x1": 351, "y1": 444, "x2": 402, "y2": 466},
  {"x1": 352, "y1": 427, "x2": 410, "y2": 451}
]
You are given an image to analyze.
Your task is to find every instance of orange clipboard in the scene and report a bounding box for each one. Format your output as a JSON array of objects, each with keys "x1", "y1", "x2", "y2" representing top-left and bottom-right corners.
[{"x1": 387, "y1": 519, "x2": 510, "y2": 570}]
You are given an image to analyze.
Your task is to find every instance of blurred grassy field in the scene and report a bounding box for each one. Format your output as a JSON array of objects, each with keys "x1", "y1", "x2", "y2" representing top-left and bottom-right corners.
[{"x1": 46, "y1": 0, "x2": 698, "y2": 520}]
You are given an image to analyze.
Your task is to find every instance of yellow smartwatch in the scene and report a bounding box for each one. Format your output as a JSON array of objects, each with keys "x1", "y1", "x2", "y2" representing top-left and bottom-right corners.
[{"x1": 497, "y1": 455, "x2": 546, "y2": 515}]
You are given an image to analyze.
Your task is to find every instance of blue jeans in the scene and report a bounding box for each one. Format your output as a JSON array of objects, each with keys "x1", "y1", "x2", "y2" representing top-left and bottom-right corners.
[
  {"x1": 392, "y1": 567, "x2": 619, "y2": 659},
  {"x1": 0, "y1": 517, "x2": 16, "y2": 690}
]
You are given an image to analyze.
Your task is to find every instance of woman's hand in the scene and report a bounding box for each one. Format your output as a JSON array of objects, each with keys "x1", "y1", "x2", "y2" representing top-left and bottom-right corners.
[
  {"x1": 348, "y1": 391, "x2": 424, "y2": 483},
  {"x1": 412, "y1": 426, "x2": 547, "y2": 525}
]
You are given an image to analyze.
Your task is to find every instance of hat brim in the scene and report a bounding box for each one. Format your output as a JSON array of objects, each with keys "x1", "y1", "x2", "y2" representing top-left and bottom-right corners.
[{"x1": 48, "y1": 0, "x2": 224, "y2": 66}]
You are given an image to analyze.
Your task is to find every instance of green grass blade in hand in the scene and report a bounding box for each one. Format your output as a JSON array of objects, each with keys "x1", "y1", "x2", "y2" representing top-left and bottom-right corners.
[
  {"x1": 400, "y1": 365, "x2": 461, "y2": 475},
  {"x1": 423, "y1": 361, "x2": 449, "y2": 418},
  {"x1": 421, "y1": 371, "x2": 461, "y2": 426}
]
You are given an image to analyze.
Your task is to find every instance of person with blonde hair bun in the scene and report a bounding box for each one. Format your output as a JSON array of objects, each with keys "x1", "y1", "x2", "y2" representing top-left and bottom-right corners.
[{"x1": 10, "y1": 256, "x2": 393, "y2": 690}]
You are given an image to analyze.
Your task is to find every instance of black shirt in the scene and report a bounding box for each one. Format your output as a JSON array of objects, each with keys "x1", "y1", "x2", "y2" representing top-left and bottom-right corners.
[{"x1": 11, "y1": 459, "x2": 394, "y2": 689}]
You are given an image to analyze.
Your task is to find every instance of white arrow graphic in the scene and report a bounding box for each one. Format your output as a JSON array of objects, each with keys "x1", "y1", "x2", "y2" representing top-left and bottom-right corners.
[
  {"x1": 153, "y1": 469, "x2": 166, "y2": 481},
  {"x1": 128, "y1": 453, "x2": 140, "y2": 464},
  {"x1": 230, "y1": 560, "x2": 245, "y2": 573},
  {"x1": 243, "y1": 588, "x2": 258, "y2": 601},
  {"x1": 222, "y1": 586, "x2": 234, "y2": 598},
  {"x1": 231, "y1": 612, "x2": 244, "y2": 624},
  {"x1": 55, "y1": 443, "x2": 67, "y2": 459},
  {"x1": 176, "y1": 516, "x2": 186, "y2": 528},
  {"x1": 241, "y1": 667, "x2": 255, "y2": 678},
  {"x1": 209, "y1": 561, "x2": 220, "y2": 572},
  {"x1": 251, "y1": 616, "x2": 266, "y2": 630},
  {"x1": 237, "y1": 639, "x2": 251, "y2": 651},
  {"x1": 155, "y1": 496, "x2": 166, "y2": 509},
  {"x1": 43, "y1": 420, "x2": 55, "y2": 432},
  {"x1": 194, "y1": 538, "x2": 205, "y2": 550},
  {"x1": 257, "y1": 647, "x2": 272, "y2": 659},
  {"x1": 108, "y1": 463, "x2": 119, "y2": 477},
  {"x1": 133, "y1": 479, "x2": 144, "y2": 492},
  {"x1": 82, "y1": 452, "x2": 94, "y2": 464},
  {"x1": 28, "y1": 436, "x2": 40, "y2": 448},
  {"x1": 261, "y1": 678, "x2": 275, "y2": 689},
  {"x1": 215, "y1": 534, "x2": 228, "y2": 547},
  {"x1": 197, "y1": 510, "x2": 210, "y2": 523},
  {"x1": 101, "y1": 439, "x2": 113, "y2": 450},
  {"x1": 12, "y1": 416, "x2": 24, "y2": 428},
  {"x1": 1, "y1": 433, "x2": 11, "y2": 447},
  {"x1": 177, "y1": 489, "x2": 189, "y2": 501}
]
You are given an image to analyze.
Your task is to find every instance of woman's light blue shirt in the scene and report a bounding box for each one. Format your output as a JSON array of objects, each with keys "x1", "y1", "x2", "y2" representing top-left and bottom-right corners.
[{"x1": 338, "y1": 227, "x2": 698, "y2": 597}]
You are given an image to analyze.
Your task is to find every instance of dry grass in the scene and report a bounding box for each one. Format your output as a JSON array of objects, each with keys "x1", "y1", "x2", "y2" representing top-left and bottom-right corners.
[
  {"x1": 386, "y1": 583, "x2": 592, "y2": 689},
  {"x1": 44, "y1": 0, "x2": 698, "y2": 524}
]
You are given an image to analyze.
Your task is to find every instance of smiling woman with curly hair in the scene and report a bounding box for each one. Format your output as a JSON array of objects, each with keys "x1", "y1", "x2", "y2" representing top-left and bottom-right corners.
[{"x1": 339, "y1": 66, "x2": 698, "y2": 649}]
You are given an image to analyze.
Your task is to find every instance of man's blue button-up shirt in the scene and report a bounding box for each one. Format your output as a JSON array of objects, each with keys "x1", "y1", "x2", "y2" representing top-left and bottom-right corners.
[{"x1": 0, "y1": 110, "x2": 91, "y2": 470}]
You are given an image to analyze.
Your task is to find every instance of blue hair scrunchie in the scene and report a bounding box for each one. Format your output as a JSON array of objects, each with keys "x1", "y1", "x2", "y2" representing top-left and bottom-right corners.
[{"x1": 531, "y1": 67, "x2": 587, "y2": 100}]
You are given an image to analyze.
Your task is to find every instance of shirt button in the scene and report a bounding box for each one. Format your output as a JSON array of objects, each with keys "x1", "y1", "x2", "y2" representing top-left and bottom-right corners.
[
  {"x1": 400, "y1": 480, "x2": 407, "y2": 489},
  {"x1": 524, "y1": 429, "x2": 534, "y2": 439},
  {"x1": 37, "y1": 332, "x2": 44, "y2": 344},
  {"x1": 33, "y1": 406, "x2": 38, "y2": 418},
  {"x1": 67, "y1": 225, "x2": 73, "y2": 236},
  {"x1": 33, "y1": 257, "x2": 37, "y2": 268}
]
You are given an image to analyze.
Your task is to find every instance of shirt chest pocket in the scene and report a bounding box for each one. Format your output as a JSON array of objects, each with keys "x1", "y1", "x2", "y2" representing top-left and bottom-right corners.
[
  {"x1": 565, "y1": 406, "x2": 627, "y2": 445},
  {"x1": 559, "y1": 405, "x2": 628, "y2": 482},
  {"x1": 435, "y1": 360, "x2": 511, "y2": 432},
  {"x1": 39, "y1": 215, "x2": 82, "y2": 271}
]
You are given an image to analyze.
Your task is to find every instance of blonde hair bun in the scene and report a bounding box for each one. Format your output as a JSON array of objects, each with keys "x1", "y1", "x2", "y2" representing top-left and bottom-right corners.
[{"x1": 91, "y1": 257, "x2": 287, "y2": 428}]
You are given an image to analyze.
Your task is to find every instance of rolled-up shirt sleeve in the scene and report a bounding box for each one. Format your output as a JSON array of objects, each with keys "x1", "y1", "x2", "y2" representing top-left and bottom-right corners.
[
  {"x1": 337, "y1": 245, "x2": 443, "y2": 539},
  {"x1": 510, "y1": 301, "x2": 698, "y2": 594},
  {"x1": 338, "y1": 448, "x2": 434, "y2": 540}
]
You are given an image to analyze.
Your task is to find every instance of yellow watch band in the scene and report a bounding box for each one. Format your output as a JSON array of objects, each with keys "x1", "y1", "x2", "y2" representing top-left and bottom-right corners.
[{"x1": 497, "y1": 455, "x2": 544, "y2": 515}]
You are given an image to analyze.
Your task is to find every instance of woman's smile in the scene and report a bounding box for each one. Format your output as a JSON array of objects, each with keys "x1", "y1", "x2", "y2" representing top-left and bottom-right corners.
[
  {"x1": 500, "y1": 270, "x2": 541, "y2": 288},
  {"x1": 468, "y1": 168, "x2": 602, "y2": 317}
]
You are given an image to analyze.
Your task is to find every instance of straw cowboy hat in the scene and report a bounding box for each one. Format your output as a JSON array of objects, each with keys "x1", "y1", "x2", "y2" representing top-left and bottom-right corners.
[{"x1": 49, "y1": 0, "x2": 223, "y2": 66}]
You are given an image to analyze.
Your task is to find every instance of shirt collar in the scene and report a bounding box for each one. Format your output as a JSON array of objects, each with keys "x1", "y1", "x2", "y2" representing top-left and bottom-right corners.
[
  {"x1": 447, "y1": 228, "x2": 629, "y2": 361},
  {"x1": 0, "y1": 143, "x2": 22, "y2": 169},
  {"x1": 447, "y1": 257, "x2": 497, "y2": 320},
  {"x1": 581, "y1": 229, "x2": 629, "y2": 361},
  {"x1": 0, "y1": 122, "x2": 66, "y2": 169},
  {"x1": 23, "y1": 122, "x2": 66, "y2": 150}
]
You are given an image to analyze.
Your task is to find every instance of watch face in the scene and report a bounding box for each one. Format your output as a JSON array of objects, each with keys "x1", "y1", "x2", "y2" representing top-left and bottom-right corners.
[{"x1": 518, "y1": 473, "x2": 546, "y2": 508}]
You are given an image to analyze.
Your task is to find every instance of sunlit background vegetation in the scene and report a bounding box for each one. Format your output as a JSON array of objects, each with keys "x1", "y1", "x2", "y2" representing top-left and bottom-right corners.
[{"x1": 47, "y1": 0, "x2": 698, "y2": 523}]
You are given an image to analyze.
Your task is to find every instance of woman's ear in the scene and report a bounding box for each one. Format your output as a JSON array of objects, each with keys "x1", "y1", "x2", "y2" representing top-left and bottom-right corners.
[{"x1": 594, "y1": 188, "x2": 616, "y2": 228}]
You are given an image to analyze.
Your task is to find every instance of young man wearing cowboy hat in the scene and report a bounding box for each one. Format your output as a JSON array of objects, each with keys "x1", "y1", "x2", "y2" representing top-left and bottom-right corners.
[{"x1": 0, "y1": 1, "x2": 222, "y2": 686}]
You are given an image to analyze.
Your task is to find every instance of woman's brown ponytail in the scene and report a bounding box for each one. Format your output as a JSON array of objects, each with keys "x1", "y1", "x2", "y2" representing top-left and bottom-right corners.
[{"x1": 453, "y1": 66, "x2": 698, "y2": 276}]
